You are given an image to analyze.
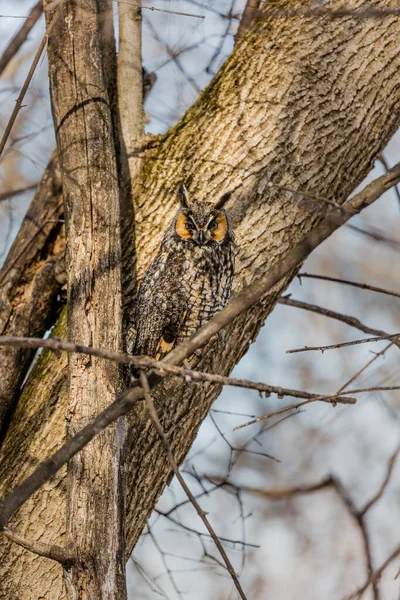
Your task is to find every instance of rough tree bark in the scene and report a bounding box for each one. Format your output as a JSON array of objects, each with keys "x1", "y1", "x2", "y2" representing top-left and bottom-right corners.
[
  {"x1": 43, "y1": 0, "x2": 125, "y2": 598},
  {"x1": 1, "y1": 1, "x2": 400, "y2": 598},
  {"x1": 0, "y1": 153, "x2": 64, "y2": 439}
]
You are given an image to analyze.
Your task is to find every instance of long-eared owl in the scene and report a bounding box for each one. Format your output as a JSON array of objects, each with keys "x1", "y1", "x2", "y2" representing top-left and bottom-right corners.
[{"x1": 132, "y1": 184, "x2": 235, "y2": 361}]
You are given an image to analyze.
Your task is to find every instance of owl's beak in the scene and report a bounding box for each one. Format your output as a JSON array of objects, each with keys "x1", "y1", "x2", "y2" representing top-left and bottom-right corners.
[{"x1": 197, "y1": 230, "x2": 205, "y2": 246}]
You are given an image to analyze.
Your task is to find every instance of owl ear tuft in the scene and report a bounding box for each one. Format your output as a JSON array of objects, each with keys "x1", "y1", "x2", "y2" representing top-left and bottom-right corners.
[
  {"x1": 215, "y1": 191, "x2": 232, "y2": 210},
  {"x1": 178, "y1": 183, "x2": 191, "y2": 208}
]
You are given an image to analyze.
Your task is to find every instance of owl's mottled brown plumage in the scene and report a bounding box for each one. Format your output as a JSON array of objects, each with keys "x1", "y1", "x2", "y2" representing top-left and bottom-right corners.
[{"x1": 132, "y1": 184, "x2": 235, "y2": 362}]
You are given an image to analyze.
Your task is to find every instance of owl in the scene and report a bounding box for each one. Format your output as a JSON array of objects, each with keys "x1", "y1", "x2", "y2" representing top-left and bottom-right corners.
[{"x1": 132, "y1": 183, "x2": 235, "y2": 363}]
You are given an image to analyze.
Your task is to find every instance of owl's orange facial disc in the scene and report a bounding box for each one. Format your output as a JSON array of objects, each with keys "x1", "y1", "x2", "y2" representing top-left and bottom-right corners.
[
  {"x1": 209, "y1": 212, "x2": 228, "y2": 242},
  {"x1": 175, "y1": 213, "x2": 195, "y2": 240}
]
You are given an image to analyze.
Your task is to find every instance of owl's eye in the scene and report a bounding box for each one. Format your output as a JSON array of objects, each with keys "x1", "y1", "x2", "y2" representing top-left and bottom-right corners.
[
  {"x1": 208, "y1": 219, "x2": 218, "y2": 230},
  {"x1": 185, "y1": 219, "x2": 195, "y2": 231}
]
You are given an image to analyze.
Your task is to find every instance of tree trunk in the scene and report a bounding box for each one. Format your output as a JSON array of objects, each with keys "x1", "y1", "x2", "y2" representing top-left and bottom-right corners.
[
  {"x1": 1, "y1": 1, "x2": 400, "y2": 597},
  {"x1": 44, "y1": 0, "x2": 125, "y2": 598}
]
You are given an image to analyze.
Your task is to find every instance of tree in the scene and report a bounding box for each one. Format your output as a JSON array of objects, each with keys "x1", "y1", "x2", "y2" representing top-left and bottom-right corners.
[{"x1": 1, "y1": 0, "x2": 400, "y2": 598}]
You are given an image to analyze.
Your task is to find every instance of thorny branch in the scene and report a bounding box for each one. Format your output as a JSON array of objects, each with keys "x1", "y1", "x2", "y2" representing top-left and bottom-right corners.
[
  {"x1": 139, "y1": 371, "x2": 248, "y2": 600},
  {"x1": 0, "y1": 162, "x2": 399, "y2": 533}
]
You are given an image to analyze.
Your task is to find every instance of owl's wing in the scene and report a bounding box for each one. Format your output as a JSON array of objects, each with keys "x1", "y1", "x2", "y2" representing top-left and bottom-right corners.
[
  {"x1": 154, "y1": 308, "x2": 188, "y2": 360},
  {"x1": 132, "y1": 253, "x2": 188, "y2": 361}
]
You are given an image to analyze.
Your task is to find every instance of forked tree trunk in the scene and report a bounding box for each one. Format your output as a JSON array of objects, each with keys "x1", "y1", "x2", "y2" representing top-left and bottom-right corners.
[{"x1": 1, "y1": 1, "x2": 400, "y2": 598}]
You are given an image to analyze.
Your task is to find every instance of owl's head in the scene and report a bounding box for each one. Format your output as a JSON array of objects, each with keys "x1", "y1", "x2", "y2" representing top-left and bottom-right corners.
[{"x1": 174, "y1": 183, "x2": 233, "y2": 247}]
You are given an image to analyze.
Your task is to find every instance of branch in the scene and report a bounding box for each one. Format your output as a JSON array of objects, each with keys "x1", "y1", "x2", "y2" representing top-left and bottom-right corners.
[
  {"x1": 0, "y1": 1, "x2": 43, "y2": 76},
  {"x1": 0, "y1": 34, "x2": 46, "y2": 159},
  {"x1": 0, "y1": 335, "x2": 356, "y2": 404},
  {"x1": 0, "y1": 4, "x2": 61, "y2": 159},
  {"x1": 2, "y1": 527, "x2": 73, "y2": 564},
  {"x1": 139, "y1": 372, "x2": 248, "y2": 600},
  {"x1": 279, "y1": 297, "x2": 400, "y2": 350},
  {"x1": 297, "y1": 272, "x2": 400, "y2": 300},
  {"x1": 359, "y1": 445, "x2": 400, "y2": 517},
  {"x1": 0, "y1": 183, "x2": 38, "y2": 203},
  {"x1": 337, "y1": 342, "x2": 394, "y2": 394},
  {"x1": 114, "y1": 0, "x2": 205, "y2": 18},
  {"x1": 0, "y1": 162, "x2": 399, "y2": 529},
  {"x1": 234, "y1": 387, "x2": 400, "y2": 431},
  {"x1": 287, "y1": 333, "x2": 400, "y2": 354},
  {"x1": 236, "y1": 0, "x2": 261, "y2": 40},
  {"x1": 219, "y1": 477, "x2": 334, "y2": 499},
  {"x1": 255, "y1": 6, "x2": 400, "y2": 20},
  {"x1": 345, "y1": 545, "x2": 400, "y2": 600}
]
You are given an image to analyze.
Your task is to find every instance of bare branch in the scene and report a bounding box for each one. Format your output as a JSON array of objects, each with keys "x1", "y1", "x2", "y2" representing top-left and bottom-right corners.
[
  {"x1": 279, "y1": 297, "x2": 400, "y2": 350},
  {"x1": 2, "y1": 527, "x2": 73, "y2": 564},
  {"x1": 233, "y1": 395, "x2": 356, "y2": 431},
  {"x1": 0, "y1": 183, "x2": 38, "y2": 203},
  {"x1": 337, "y1": 342, "x2": 394, "y2": 394},
  {"x1": 236, "y1": 0, "x2": 261, "y2": 41},
  {"x1": 0, "y1": 33, "x2": 47, "y2": 159},
  {"x1": 297, "y1": 272, "x2": 400, "y2": 300},
  {"x1": 0, "y1": 4, "x2": 62, "y2": 160},
  {"x1": 234, "y1": 387, "x2": 400, "y2": 431},
  {"x1": 139, "y1": 371, "x2": 248, "y2": 600},
  {"x1": 0, "y1": 1, "x2": 43, "y2": 76},
  {"x1": 287, "y1": 333, "x2": 400, "y2": 354},
  {"x1": 220, "y1": 477, "x2": 334, "y2": 499},
  {"x1": 360, "y1": 445, "x2": 400, "y2": 517},
  {"x1": 256, "y1": 6, "x2": 400, "y2": 20},
  {"x1": 114, "y1": 0, "x2": 205, "y2": 18},
  {"x1": 345, "y1": 545, "x2": 400, "y2": 600},
  {"x1": 0, "y1": 335, "x2": 356, "y2": 404}
]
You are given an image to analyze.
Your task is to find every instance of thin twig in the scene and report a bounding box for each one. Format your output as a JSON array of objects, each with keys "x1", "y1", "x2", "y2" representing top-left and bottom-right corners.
[
  {"x1": 345, "y1": 545, "x2": 400, "y2": 600},
  {"x1": 234, "y1": 386, "x2": 400, "y2": 431},
  {"x1": 219, "y1": 477, "x2": 334, "y2": 499},
  {"x1": 113, "y1": 0, "x2": 204, "y2": 18},
  {"x1": 287, "y1": 333, "x2": 400, "y2": 354},
  {"x1": 297, "y1": 272, "x2": 400, "y2": 300},
  {"x1": 0, "y1": 35, "x2": 47, "y2": 159},
  {"x1": 139, "y1": 371, "x2": 248, "y2": 600},
  {"x1": 0, "y1": 183, "x2": 38, "y2": 203},
  {"x1": 0, "y1": 3, "x2": 61, "y2": 159},
  {"x1": 0, "y1": 1, "x2": 43, "y2": 76},
  {"x1": 2, "y1": 527, "x2": 73, "y2": 564},
  {"x1": 337, "y1": 342, "x2": 394, "y2": 395},
  {"x1": 279, "y1": 296, "x2": 400, "y2": 350},
  {"x1": 360, "y1": 445, "x2": 400, "y2": 517},
  {"x1": 379, "y1": 154, "x2": 400, "y2": 208},
  {"x1": 256, "y1": 6, "x2": 400, "y2": 19}
]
